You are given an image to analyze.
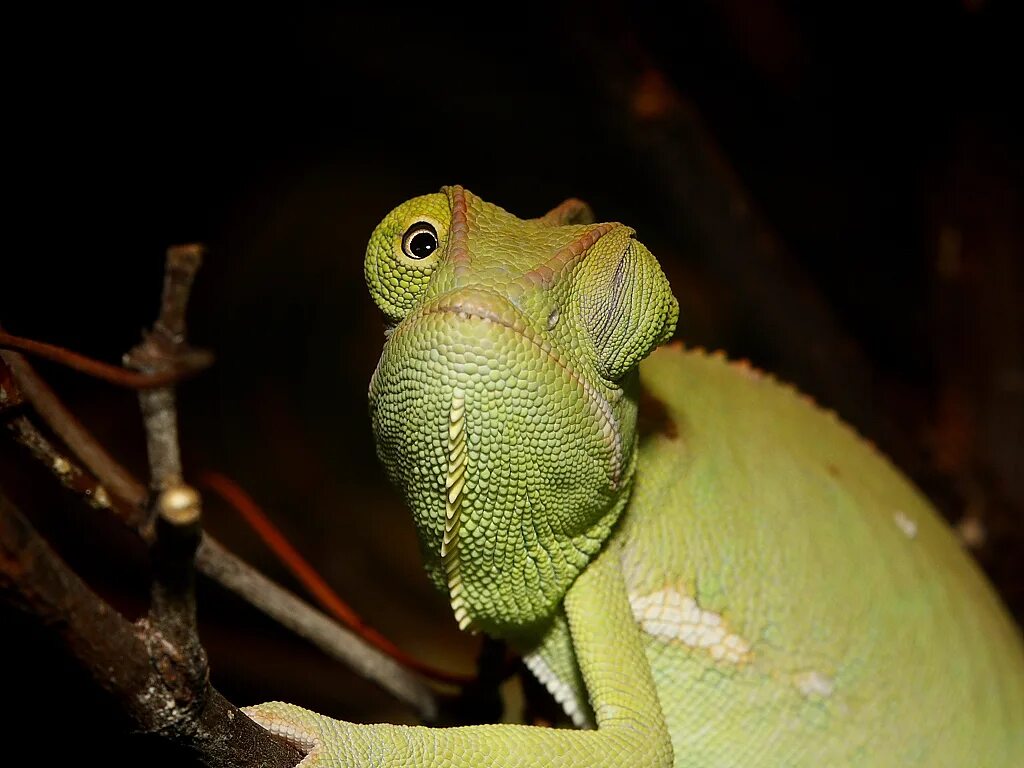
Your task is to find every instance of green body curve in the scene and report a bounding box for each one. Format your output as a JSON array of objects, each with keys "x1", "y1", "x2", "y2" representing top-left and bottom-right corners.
[{"x1": 593, "y1": 345, "x2": 1021, "y2": 765}]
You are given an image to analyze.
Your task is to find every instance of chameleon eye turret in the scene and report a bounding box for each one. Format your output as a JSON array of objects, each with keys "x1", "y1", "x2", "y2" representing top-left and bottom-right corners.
[{"x1": 364, "y1": 192, "x2": 450, "y2": 323}]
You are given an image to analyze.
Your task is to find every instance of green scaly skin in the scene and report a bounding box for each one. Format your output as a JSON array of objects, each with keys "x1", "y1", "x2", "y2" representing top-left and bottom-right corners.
[{"x1": 246, "y1": 187, "x2": 1024, "y2": 767}]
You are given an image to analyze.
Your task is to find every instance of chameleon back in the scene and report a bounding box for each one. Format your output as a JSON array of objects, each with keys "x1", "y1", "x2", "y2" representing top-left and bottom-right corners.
[{"x1": 615, "y1": 345, "x2": 1024, "y2": 767}]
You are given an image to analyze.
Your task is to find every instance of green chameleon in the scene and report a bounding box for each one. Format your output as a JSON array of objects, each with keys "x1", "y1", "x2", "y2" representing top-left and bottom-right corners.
[{"x1": 246, "y1": 186, "x2": 1024, "y2": 767}]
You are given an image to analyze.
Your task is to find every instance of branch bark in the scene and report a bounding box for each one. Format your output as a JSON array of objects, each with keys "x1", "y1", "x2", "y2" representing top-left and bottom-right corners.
[
  {"x1": 124, "y1": 244, "x2": 204, "y2": 492},
  {"x1": 0, "y1": 490, "x2": 304, "y2": 768},
  {"x1": 125, "y1": 245, "x2": 209, "y2": 718},
  {"x1": 0, "y1": 242, "x2": 440, "y2": 764},
  {"x1": 1, "y1": 349, "x2": 149, "y2": 513},
  {"x1": 1, "y1": 332, "x2": 438, "y2": 720}
]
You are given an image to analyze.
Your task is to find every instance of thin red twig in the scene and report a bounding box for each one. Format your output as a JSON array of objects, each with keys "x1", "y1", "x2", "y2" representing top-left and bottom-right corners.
[
  {"x1": 0, "y1": 329, "x2": 211, "y2": 389},
  {"x1": 200, "y1": 470, "x2": 475, "y2": 687}
]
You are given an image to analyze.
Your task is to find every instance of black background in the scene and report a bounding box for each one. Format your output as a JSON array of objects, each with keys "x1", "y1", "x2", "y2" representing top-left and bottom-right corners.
[{"x1": 2, "y1": 2, "x2": 1020, "y2": 764}]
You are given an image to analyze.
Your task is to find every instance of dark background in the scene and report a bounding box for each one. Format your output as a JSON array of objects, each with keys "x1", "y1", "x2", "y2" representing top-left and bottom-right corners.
[{"x1": 2, "y1": 2, "x2": 1021, "y2": 764}]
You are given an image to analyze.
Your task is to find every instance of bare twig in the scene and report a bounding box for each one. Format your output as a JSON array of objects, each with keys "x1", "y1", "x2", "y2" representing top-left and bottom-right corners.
[
  {"x1": 0, "y1": 350, "x2": 148, "y2": 512},
  {"x1": 5, "y1": 414, "x2": 124, "y2": 517},
  {"x1": 196, "y1": 535, "x2": 439, "y2": 719},
  {"x1": 124, "y1": 244, "x2": 205, "y2": 492},
  {"x1": 0, "y1": 389, "x2": 438, "y2": 718},
  {"x1": 0, "y1": 490, "x2": 304, "y2": 768},
  {"x1": 0, "y1": 315, "x2": 439, "y2": 719},
  {"x1": 202, "y1": 470, "x2": 475, "y2": 688}
]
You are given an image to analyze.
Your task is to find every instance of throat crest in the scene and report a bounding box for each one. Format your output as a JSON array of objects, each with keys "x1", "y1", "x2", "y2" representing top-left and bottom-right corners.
[{"x1": 443, "y1": 387, "x2": 471, "y2": 630}]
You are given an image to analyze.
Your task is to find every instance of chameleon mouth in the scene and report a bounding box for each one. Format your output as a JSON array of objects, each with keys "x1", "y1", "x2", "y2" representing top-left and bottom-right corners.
[{"x1": 423, "y1": 288, "x2": 529, "y2": 335}]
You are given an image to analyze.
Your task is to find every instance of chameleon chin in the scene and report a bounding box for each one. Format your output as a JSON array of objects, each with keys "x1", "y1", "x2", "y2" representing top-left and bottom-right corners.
[{"x1": 244, "y1": 186, "x2": 1024, "y2": 767}]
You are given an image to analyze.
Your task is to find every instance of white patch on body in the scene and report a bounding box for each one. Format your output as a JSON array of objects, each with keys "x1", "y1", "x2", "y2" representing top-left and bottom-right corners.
[
  {"x1": 892, "y1": 510, "x2": 917, "y2": 539},
  {"x1": 628, "y1": 587, "x2": 752, "y2": 664},
  {"x1": 794, "y1": 670, "x2": 835, "y2": 699}
]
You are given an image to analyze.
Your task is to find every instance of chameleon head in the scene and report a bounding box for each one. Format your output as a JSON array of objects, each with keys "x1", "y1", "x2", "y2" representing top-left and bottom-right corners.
[{"x1": 364, "y1": 186, "x2": 678, "y2": 638}]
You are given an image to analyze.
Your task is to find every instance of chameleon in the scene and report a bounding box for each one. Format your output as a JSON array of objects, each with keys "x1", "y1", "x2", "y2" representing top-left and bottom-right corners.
[{"x1": 246, "y1": 186, "x2": 1024, "y2": 766}]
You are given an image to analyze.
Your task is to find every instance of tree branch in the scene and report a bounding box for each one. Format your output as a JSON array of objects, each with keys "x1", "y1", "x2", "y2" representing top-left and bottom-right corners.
[
  {"x1": 0, "y1": 243, "x2": 438, "y2": 763},
  {"x1": 4, "y1": 413, "x2": 125, "y2": 518},
  {"x1": 125, "y1": 244, "x2": 204, "y2": 492},
  {"x1": 0, "y1": 320, "x2": 438, "y2": 720},
  {"x1": 0, "y1": 349, "x2": 149, "y2": 514},
  {"x1": 0, "y1": 490, "x2": 304, "y2": 768},
  {"x1": 195, "y1": 535, "x2": 439, "y2": 717}
]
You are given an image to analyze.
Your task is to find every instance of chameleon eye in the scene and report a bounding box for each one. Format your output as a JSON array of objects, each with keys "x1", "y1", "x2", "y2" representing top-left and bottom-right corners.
[
  {"x1": 401, "y1": 222, "x2": 439, "y2": 260},
  {"x1": 365, "y1": 194, "x2": 449, "y2": 322}
]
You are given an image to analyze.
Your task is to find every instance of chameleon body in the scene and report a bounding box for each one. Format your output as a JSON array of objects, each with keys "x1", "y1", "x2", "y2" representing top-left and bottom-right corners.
[{"x1": 247, "y1": 187, "x2": 1024, "y2": 767}]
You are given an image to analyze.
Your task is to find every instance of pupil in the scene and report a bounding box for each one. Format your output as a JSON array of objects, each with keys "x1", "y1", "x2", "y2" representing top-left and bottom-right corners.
[{"x1": 410, "y1": 231, "x2": 436, "y2": 258}]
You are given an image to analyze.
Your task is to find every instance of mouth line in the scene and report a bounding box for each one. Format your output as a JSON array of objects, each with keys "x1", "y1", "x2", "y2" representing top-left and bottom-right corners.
[{"x1": 431, "y1": 303, "x2": 521, "y2": 332}]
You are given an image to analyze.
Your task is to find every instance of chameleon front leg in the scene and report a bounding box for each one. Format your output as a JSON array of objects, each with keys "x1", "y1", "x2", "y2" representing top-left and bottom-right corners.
[{"x1": 245, "y1": 546, "x2": 673, "y2": 767}]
